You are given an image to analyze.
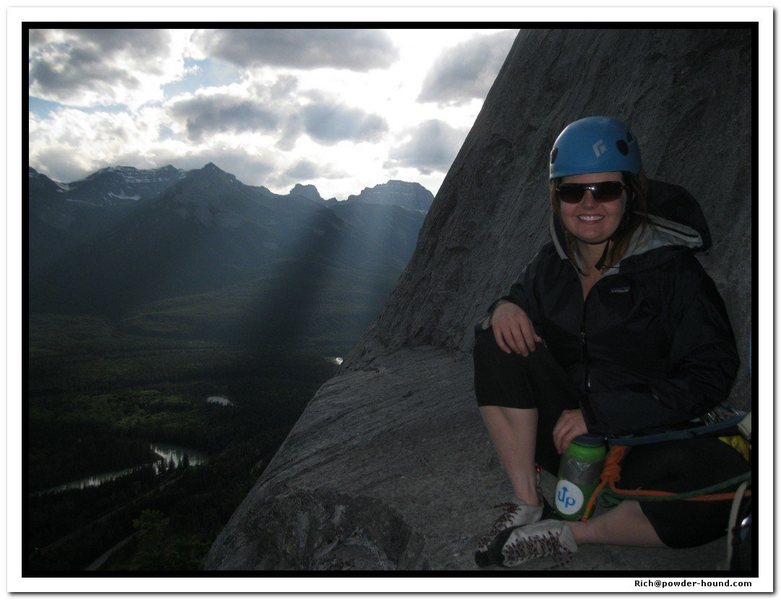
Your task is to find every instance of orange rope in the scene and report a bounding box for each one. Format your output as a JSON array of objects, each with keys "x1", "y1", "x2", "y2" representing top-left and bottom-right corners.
[
  {"x1": 580, "y1": 445, "x2": 752, "y2": 522},
  {"x1": 581, "y1": 445, "x2": 628, "y2": 521}
]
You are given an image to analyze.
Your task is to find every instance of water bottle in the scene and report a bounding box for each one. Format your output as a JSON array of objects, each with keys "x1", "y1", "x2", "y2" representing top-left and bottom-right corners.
[{"x1": 554, "y1": 434, "x2": 607, "y2": 520}]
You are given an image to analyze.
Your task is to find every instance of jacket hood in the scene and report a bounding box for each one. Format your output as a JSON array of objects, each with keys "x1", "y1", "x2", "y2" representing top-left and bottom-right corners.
[
  {"x1": 550, "y1": 179, "x2": 712, "y2": 274},
  {"x1": 643, "y1": 179, "x2": 712, "y2": 250}
]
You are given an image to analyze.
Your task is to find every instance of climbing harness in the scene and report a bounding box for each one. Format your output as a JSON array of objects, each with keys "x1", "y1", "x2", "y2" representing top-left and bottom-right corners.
[
  {"x1": 580, "y1": 445, "x2": 752, "y2": 522},
  {"x1": 571, "y1": 407, "x2": 753, "y2": 570},
  {"x1": 581, "y1": 410, "x2": 752, "y2": 521},
  {"x1": 600, "y1": 411, "x2": 747, "y2": 447},
  {"x1": 578, "y1": 407, "x2": 753, "y2": 548}
]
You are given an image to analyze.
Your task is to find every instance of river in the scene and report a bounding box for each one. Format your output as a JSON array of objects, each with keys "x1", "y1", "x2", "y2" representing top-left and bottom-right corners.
[{"x1": 32, "y1": 442, "x2": 209, "y2": 496}]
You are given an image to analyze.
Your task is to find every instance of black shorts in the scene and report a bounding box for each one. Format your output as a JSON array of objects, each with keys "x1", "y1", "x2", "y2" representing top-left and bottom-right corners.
[{"x1": 473, "y1": 325, "x2": 750, "y2": 548}]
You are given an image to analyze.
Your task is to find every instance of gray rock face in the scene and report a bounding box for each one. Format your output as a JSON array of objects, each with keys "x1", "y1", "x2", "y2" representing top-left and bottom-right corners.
[
  {"x1": 206, "y1": 28, "x2": 753, "y2": 572},
  {"x1": 349, "y1": 28, "x2": 752, "y2": 401},
  {"x1": 216, "y1": 486, "x2": 429, "y2": 570}
]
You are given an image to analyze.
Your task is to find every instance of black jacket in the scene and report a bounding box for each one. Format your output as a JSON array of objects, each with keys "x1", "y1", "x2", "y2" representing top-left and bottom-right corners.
[{"x1": 494, "y1": 180, "x2": 739, "y2": 436}]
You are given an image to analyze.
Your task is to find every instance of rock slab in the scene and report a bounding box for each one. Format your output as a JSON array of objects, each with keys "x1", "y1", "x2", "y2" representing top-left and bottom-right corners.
[{"x1": 206, "y1": 28, "x2": 753, "y2": 572}]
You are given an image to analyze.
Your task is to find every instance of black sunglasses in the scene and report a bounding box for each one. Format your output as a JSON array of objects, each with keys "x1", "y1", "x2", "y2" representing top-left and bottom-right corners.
[{"x1": 556, "y1": 181, "x2": 627, "y2": 204}]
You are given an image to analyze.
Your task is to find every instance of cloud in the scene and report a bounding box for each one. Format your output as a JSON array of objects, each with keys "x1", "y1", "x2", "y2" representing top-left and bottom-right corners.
[
  {"x1": 29, "y1": 145, "x2": 96, "y2": 184},
  {"x1": 168, "y1": 93, "x2": 281, "y2": 141},
  {"x1": 29, "y1": 28, "x2": 189, "y2": 107},
  {"x1": 170, "y1": 147, "x2": 278, "y2": 185},
  {"x1": 418, "y1": 30, "x2": 517, "y2": 106},
  {"x1": 193, "y1": 29, "x2": 399, "y2": 71},
  {"x1": 29, "y1": 107, "x2": 163, "y2": 181},
  {"x1": 281, "y1": 159, "x2": 346, "y2": 183},
  {"x1": 28, "y1": 102, "x2": 277, "y2": 186},
  {"x1": 26, "y1": 29, "x2": 495, "y2": 200},
  {"x1": 265, "y1": 74, "x2": 299, "y2": 99},
  {"x1": 284, "y1": 159, "x2": 320, "y2": 181},
  {"x1": 277, "y1": 114, "x2": 303, "y2": 151},
  {"x1": 386, "y1": 119, "x2": 468, "y2": 175},
  {"x1": 30, "y1": 113, "x2": 278, "y2": 186},
  {"x1": 301, "y1": 102, "x2": 387, "y2": 145},
  {"x1": 165, "y1": 80, "x2": 386, "y2": 148}
]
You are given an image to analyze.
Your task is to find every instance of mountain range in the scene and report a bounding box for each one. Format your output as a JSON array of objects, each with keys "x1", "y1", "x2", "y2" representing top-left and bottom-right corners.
[{"x1": 28, "y1": 163, "x2": 433, "y2": 349}]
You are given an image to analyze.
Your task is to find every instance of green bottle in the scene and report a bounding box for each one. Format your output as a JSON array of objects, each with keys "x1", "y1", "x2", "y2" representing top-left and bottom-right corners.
[{"x1": 554, "y1": 434, "x2": 607, "y2": 520}]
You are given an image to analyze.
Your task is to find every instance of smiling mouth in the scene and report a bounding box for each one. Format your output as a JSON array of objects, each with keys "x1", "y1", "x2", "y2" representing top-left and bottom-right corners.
[{"x1": 577, "y1": 215, "x2": 604, "y2": 222}]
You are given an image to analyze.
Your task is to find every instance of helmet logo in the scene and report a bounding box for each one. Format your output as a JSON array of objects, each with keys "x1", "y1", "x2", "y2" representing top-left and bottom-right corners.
[{"x1": 592, "y1": 139, "x2": 607, "y2": 158}]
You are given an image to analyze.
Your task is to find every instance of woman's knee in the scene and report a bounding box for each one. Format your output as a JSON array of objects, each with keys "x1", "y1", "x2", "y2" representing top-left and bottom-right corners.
[
  {"x1": 473, "y1": 323, "x2": 547, "y2": 368},
  {"x1": 473, "y1": 323, "x2": 524, "y2": 362}
]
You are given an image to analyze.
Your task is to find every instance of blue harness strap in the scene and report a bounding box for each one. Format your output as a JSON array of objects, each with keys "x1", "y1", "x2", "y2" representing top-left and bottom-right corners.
[{"x1": 607, "y1": 412, "x2": 747, "y2": 447}]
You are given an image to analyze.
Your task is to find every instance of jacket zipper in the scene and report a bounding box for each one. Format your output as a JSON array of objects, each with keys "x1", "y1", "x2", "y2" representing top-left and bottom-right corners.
[
  {"x1": 570, "y1": 261, "x2": 591, "y2": 395},
  {"x1": 580, "y1": 274, "x2": 619, "y2": 393},
  {"x1": 572, "y1": 261, "x2": 612, "y2": 394},
  {"x1": 581, "y1": 272, "x2": 616, "y2": 393},
  {"x1": 581, "y1": 295, "x2": 590, "y2": 393}
]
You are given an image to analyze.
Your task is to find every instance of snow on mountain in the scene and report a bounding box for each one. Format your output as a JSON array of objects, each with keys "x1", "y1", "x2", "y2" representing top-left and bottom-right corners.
[{"x1": 63, "y1": 165, "x2": 186, "y2": 206}]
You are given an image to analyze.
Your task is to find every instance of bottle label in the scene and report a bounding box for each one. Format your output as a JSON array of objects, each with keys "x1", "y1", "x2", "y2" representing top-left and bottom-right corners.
[{"x1": 555, "y1": 479, "x2": 584, "y2": 515}]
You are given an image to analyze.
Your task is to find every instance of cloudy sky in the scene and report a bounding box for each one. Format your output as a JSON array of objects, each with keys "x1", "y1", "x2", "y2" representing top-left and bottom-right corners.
[{"x1": 28, "y1": 28, "x2": 517, "y2": 199}]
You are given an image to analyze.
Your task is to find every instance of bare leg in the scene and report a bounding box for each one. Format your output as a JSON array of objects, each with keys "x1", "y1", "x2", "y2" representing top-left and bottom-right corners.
[
  {"x1": 567, "y1": 500, "x2": 664, "y2": 546},
  {"x1": 479, "y1": 406, "x2": 540, "y2": 506}
]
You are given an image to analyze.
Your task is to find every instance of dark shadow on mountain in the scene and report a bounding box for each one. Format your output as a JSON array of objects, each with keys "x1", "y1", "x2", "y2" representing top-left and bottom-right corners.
[{"x1": 29, "y1": 163, "x2": 426, "y2": 355}]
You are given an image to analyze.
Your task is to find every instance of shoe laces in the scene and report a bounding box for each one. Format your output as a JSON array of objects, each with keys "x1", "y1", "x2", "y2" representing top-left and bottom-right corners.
[
  {"x1": 503, "y1": 529, "x2": 574, "y2": 566},
  {"x1": 477, "y1": 469, "x2": 543, "y2": 554},
  {"x1": 477, "y1": 502, "x2": 529, "y2": 548}
]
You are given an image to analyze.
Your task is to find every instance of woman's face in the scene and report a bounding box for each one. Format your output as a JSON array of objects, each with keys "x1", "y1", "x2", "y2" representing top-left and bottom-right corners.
[{"x1": 558, "y1": 171, "x2": 626, "y2": 246}]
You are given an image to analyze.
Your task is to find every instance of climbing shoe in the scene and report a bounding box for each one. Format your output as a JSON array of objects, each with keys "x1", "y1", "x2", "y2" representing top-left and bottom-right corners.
[
  {"x1": 474, "y1": 499, "x2": 544, "y2": 566},
  {"x1": 500, "y1": 519, "x2": 577, "y2": 567}
]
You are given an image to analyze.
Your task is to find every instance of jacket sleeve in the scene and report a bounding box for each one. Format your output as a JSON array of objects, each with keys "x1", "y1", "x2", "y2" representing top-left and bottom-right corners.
[
  {"x1": 479, "y1": 244, "x2": 550, "y2": 330},
  {"x1": 581, "y1": 254, "x2": 740, "y2": 436}
]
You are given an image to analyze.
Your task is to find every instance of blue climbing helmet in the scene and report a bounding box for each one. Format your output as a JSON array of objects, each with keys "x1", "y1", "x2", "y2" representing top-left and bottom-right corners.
[{"x1": 549, "y1": 116, "x2": 641, "y2": 180}]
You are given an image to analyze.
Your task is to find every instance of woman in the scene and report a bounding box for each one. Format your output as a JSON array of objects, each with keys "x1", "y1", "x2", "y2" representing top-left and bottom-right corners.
[{"x1": 473, "y1": 116, "x2": 748, "y2": 568}]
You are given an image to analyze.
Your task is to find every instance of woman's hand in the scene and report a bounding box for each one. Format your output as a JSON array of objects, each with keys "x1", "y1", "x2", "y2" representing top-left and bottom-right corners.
[
  {"x1": 553, "y1": 409, "x2": 588, "y2": 454},
  {"x1": 491, "y1": 302, "x2": 542, "y2": 356}
]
